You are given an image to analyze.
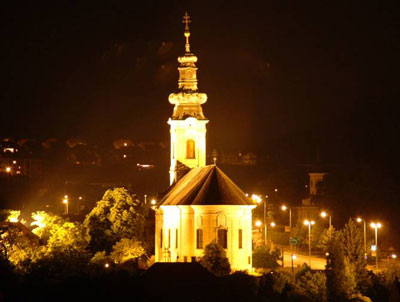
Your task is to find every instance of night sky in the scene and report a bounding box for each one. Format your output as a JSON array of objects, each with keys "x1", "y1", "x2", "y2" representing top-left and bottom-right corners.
[{"x1": 1, "y1": 1, "x2": 400, "y2": 231}]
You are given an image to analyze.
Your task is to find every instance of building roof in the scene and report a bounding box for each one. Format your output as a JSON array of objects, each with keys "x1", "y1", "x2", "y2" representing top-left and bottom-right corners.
[{"x1": 159, "y1": 165, "x2": 254, "y2": 206}]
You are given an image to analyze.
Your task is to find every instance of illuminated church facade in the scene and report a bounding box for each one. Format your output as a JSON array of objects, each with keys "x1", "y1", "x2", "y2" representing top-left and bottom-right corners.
[{"x1": 155, "y1": 14, "x2": 255, "y2": 271}]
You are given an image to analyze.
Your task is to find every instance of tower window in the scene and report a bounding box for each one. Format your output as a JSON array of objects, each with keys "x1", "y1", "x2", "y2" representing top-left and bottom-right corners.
[
  {"x1": 239, "y1": 229, "x2": 243, "y2": 249},
  {"x1": 217, "y1": 229, "x2": 228, "y2": 249},
  {"x1": 186, "y1": 139, "x2": 195, "y2": 159},
  {"x1": 160, "y1": 229, "x2": 163, "y2": 248},
  {"x1": 196, "y1": 229, "x2": 203, "y2": 249},
  {"x1": 168, "y1": 229, "x2": 171, "y2": 248}
]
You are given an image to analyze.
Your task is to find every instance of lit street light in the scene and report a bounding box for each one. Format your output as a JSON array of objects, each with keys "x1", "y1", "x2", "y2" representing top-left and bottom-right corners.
[
  {"x1": 291, "y1": 254, "x2": 296, "y2": 275},
  {"x1": 281, "y1": 204, "x2": 292, "y2": 230},
  {"x1": 320, "y1": 211, "x2": 332, "y2": 240},
  {"x1": 356, "y1": 217, "x2": 367, "y2": 260},
  {"x1": 62, "y1": 196, "x2": 69, "y2": 215},
  {"x1": 255, "y1": 220, "x2": 262, "y2": 228},
  {"x1": 304, "y1": 219, "x2": 315, "y2": 266},
  {"x1": 151, "y1": 199, "x2": 157, "y2": 205},
  {"x1": 370, "y1": 222, "x2": 382, "y2": 270},
  {"x1": 252, "y1": 194, "x2": 267, "y2": 246}
]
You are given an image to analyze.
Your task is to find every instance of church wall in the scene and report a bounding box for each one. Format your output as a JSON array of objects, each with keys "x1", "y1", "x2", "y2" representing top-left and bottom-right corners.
[{"x1": 156, "y1": 205, "x2": 254, "y2": 271}]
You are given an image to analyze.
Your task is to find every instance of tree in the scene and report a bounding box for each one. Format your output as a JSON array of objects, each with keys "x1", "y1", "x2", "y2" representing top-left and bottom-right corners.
[
  {"x1": 84, "y1": 188, "x2": 147, "y2": 253},
  {"x1": 200, "y1": 242, "x2": 231, "y2": 277},
  {"x1": 326, "y1": 232, "x2": 357, "y2": 301},
  {"x1": 47, "y1": 221, "x2": 89, "y2": 253},
  {"x1": 110, "y1": 238, "x2": 145, "y2": 264},
  {"x1": 31, "y1": 211, "x2": 64, "y2": 242},
  {"x1": 341, "y1": 219, "x2": 367, "y2": 289},
  {"x1": 252, "y1": 245, "x2": 280, "y2": 269},
  {"x1": 296, "y1": 271, "x2": 328, "y2": 302}
]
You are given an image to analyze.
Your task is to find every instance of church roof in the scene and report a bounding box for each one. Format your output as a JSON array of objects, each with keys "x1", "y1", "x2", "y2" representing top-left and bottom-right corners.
[{"x1": 159, "y1": 165, "x2": 254, "y2": 206}]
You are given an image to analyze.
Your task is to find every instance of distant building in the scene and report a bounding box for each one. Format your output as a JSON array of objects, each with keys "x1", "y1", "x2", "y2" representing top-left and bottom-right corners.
[
  {"x1": 293, "y1": 172, "x2": 327, "y2": 223},
  {"x1": 155, "y1": 15, "x2": 255, "y2": 271}
]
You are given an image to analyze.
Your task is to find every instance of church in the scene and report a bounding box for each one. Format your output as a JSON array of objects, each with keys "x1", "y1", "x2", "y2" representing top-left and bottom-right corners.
[{"x1": 154, "y1": 13, "x2": 255, "y2": 271}]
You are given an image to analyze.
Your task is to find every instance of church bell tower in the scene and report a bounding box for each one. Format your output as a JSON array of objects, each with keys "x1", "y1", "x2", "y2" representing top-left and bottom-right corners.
[{"x1": 168, "y1": 13, "x2": 208, "y2": 185}]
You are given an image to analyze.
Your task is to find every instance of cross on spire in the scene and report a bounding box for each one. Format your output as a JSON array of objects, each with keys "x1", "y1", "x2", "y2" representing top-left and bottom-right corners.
[
  {"x1": 183, "y1": 12, "x2": 191, "y2": 31},
  {"x1": 182, "y1": 12, "x2": 191, "y2": 53}
]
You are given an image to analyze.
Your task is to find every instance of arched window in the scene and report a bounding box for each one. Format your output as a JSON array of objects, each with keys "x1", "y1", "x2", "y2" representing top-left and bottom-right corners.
[{"x1": 186, "y1": 139, "x2": 195, "y2": 159}]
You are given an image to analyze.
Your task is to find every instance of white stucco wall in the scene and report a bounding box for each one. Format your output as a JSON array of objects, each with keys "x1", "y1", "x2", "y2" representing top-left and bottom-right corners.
[{"x1": 155, "y1": 205, "x2": 255, "y2": 272}]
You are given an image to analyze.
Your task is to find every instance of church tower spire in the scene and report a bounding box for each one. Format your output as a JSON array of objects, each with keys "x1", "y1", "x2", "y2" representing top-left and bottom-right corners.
[{"x1": 168, "y1": 13, "x2": 209, "y2": 185}]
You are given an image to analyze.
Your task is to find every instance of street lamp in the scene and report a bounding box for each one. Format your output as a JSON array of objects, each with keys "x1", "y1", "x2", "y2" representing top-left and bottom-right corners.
[
  {"x1": 370, "y1": 222, "x2": 382, "y2": 270},
  {"x1": 5, "y1": 167, "x2": 11, "y2": 173},
  {"x1": 356, "y1": 217, "x2": 367, "y2": 260},
  {"x1": 255, "y1": 220, "x2": 262, "y2": 228},
  {"x1": 281, "y1": 204, "x2": 292, "y2": 229},
  {"x1": 62, "y1": 196, "x2": 69, "y2": 215},
  {"x1": 320, "y1": 211, "x2": 332, "y2": 240},
  {"x1": 151, "y1": 199, "x2": 157, "y2": 205},
  {"x1": 291, "y1": 254, "x2": 296, "y2": 275},
  {"x1": 304, "y1": 219, "x2": 315, "y2": 266},
  {"x1": 252, "y1": 194, "x2": 267, "y2": 246}
]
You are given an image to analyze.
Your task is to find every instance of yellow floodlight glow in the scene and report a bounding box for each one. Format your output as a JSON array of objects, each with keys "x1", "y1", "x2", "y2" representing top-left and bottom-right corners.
[
  {"x1": 392, "y1": 254, "x2": 397, "y2": 259},
  {"x1": 62, "y1": 198, "x2": 68, "y2": 204},
  {"x1": 291, "y1": 254, "x2": 297, "y2": 260},
  {"x1": 251, "y1": 194, "x2": 262, "y2": 204},
  {"x1": 370, "y1": 222, "x2": 382, "y2": 229}
]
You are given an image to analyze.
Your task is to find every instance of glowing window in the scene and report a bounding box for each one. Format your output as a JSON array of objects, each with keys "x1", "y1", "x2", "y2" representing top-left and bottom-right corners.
[
  {"x1": 217, "y1": 229, "x2": 227, "y2": 249},
  {"x1": 196, "y1": 229, "x2": 203, "y2": 249},
  {"x1": 186, "y1": 139, "x2": 195, "y2": 159}
]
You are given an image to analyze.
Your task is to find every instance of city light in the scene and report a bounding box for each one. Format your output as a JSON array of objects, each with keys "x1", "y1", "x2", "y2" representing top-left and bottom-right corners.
[
  {"x1": 356, "y1": 217, "x2": 362, "y2": 223},
  {"x1": 255, "y1": 220, "x2": 262, "y2": 227},
  {"x1": 251, "y1": 194, "x2": 262, "y2": 204},
  {"x1": 5, "y1": 167, "x2": 11, "y2": 173},
  {"x1": 370, "y1": 222, "x2": 382, "y2": 229},
  {"x1": 104, "y1": 263, "x2": 110, "y2": 268},
  {"x1": 392, "y1": 254, "x2": 397, "y2": 259},
  {"x1": 281, "y1": 205, "x2": 287, "y2": 211},
  {"x1": 270, "y1": 222, "x2": 276, "y2": 227},
  {"x1": 151, "y1": 199, "x2": 157, "y2": 205},
  {"x1": 320, "y1": 211, "x2": 327, "y2": 218},
  {"x1": 304, "y1": 220, "x2": 315, "y2": 226},
  {"x1": 291, "y1": 254, "x2": 297, "y2": 260}
]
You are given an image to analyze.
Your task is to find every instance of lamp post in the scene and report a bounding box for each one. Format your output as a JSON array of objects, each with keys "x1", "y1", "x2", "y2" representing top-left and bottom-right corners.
[
  {"x1": 356, "y1": 217, "x2": 367, "y2": 260},
  {"x1": 62, "y1": 195, "x2": 69, "y2": 215},
  {"x1": 281, "y1": 205, "x2": 292, "y2": 230},
  {"x1": 370, "y1": 222, "x2": 382, "y2": 270},
  {"x1": 304, "y1": 220, "x2": 315, "y2": 266},
  {"x1": 252, "y1": 194, "x2": 267, "y2": 246},
  {"x1": 320, "y1": 211, "x2": 332, "y2": 240},
  {"x1": 291, "y1": 254, "x2": 296, "y2": 275}
]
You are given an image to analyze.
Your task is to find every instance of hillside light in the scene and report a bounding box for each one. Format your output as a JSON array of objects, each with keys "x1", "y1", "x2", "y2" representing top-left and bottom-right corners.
[
  {"x1": 104, "y1": 263, "x2": 110, "y2": 268},
  {"x1": 392, "y1": 254, "x2": 397, "y2": 259},
  {"x1": 370, "y1": 222, "x2": 382, "y2": 270},
  {"x1": 151, "y1": 199, "x2": 157, "y2": 205},
  {"x1": 5, "y1": 167, "x2": 11, "y2": 173},
  {"x1": 356, "y1": 217, "x2": 367, "y2": 259},
  {"x1": 270, "y1": 222, "x2": 276, "y2": 227},
  {"x1": 251, "y1": 194, "x2": 262, "y2": 204},
  {"x1": 255, "y1": 220, "x2": 262, "y2": 228}
]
